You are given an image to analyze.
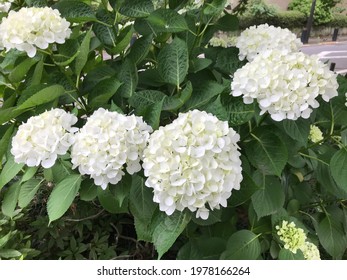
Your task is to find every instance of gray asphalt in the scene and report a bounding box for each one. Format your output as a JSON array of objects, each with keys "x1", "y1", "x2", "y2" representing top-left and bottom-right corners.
[{"x1": 301, "y1": 41, "x2": 347, "y2": 74}]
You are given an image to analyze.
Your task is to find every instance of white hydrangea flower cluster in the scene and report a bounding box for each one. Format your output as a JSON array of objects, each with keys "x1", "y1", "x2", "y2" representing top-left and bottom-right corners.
[
  {"x1": 276, "y1": 220, "x2": 321, "y2": 260},
  {"x1": 309, "y1": 125, "x2": 324, "y2": 143},
  {"x1": 71, "y1": 108, "x2": 152, "y2": 190},
  {"x1": 231, "y1": 49, "x2": 338, "y2": 121},
  {"x1": 11, "y1": 108, "x2": 78, "y2": 168},
  {"x1": 301, "y1": 241, "x2": 321, "y2": 260},
  {"x1": 0, "y1": 7, "x2": 71, "y2": 57},
  {"x1": 0, "y1": 0, "x2": 13, "y2": 13},
  {"x1": 209, "y1": 33, "x2": 237, "y2": 48},
  {"x1": 142, "y1": 110, "x2": 243, "y2": 220},
  {"x1": 236, "y1": 24, "x2": 303, "y2": 61}
]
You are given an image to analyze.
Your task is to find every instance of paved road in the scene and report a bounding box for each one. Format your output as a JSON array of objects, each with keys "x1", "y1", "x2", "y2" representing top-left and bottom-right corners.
[{"x1": 301, "y1": 41, "x2": 347, "y2": 74}]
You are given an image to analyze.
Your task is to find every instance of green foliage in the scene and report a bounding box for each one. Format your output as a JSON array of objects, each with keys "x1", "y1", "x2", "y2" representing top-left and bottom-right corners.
[
  {"x1": 0, "y1": 0, "x2": 347, "y2": 261},
  {"x1": 288, "y1": 0, "x2": 333, "y2": 25}
]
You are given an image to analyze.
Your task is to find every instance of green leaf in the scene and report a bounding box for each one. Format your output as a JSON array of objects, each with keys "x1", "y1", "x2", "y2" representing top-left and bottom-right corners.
[
  {"x1": 278, "y1": 248, "x2": 305, "y2": 260},
  {"x1": 163, "y1": 81, "x2": 192, "y2": 111},
  {"x1": 9, "y1": 58, "x2": 38, "y2": 83},
  {"x1": 75, "y1": 29, "x2": 92, "y2": 76},
  {"x1": 330, "y1": 149, "x2": 347, "y2": 192},
  {"x1": 245, "y1": 127, "x2": 288, "y2": 177},
  {"x1": 20, "y1": 166, "x2": 38, "y2": 183},
  {"x1": 191, "y1": 208, "x2": 222, "y2": 226},
  {"x1": 0, "y1": 249, "x2": 22, "y2": 259},
  {"x1": 79, "y1": 178, "x2": 98, "y2": 202},
  {"x1": 229, "y1": 172, "x2": 261, "y2": 207},
  {"x1": 152, "y1": 211, "x2": 191, "y2": 259},
  {"x1": 117, "y1": 58, "x2": 138, "y2": 98},
  {"x1": 215, "y1": 14, "x2": 239, "y2": 31},
  {"x1": 129, "y1": 90, "x2": 167, "y2": 115},
  {"x1": 53, "y1": 0, "x2": 96, "y2": 22},
  {"x1": 93, "y1": 10, "x2": 117, "y2": 48},
  {"x1": 146, "y1": 8, "x2": 188, "y2": 34},
  {"x1": 30, "y1": 60, "x2": 44, "y2": 86},
  {"x1": 213, "y1": 47, "x2": 246, "y2": 75},
  {"x1": 0, "y1": 231, "x2": 12, "y2": 249},
  {"x1": 0, "y1": 124, "x2": 14, "y2": 162},
  {"x1": 127, "y1": 34, "x2": 153, "y2": 65},
  {"x1": 0, "y1": 155, "x2": 24, "y2": 192},
  {"x1": 143, "y1": 98, "x2": 164, "y2": 130},
  {"x1": 18, "y1": 179, "x2": 42, "y2": 208},
  {"x1": 52, "y1": 39, "x2": 80, "y2": 66},
  {"x1": 88, "y1": 78, "x2": 122, "y2": 109},
  {"x1": 251, "y1": 176, "x2": 285, "y2": 219},
  {"x1": 119, "y1": 0, "x2": 154, "y2": 18},
  {"x1": 221, "y1": 94, "x2": 255, "y2": 126},
  {"x1": 129, "y1": 174, "x2": 157, "y2": 224},
  {"x1": 51, "y1": 159, "x2": 72, "y2": 184},
  {"x1": 282, "y1": 119, "x2": 310, "y2": 146},
  {"x1": 157, "y1": 37, "x2": 188, "y2": 88},
  {"x1": 1, "y1": 181, "x2": 21, "y2": 218},
  {"x1": 177, "y1": 237, "x2": 226, "y2": 260},
  {"x1": 97, "y1": 175, "x2": 131, "y2": 214},
  {"x1": 220, "y1": 230, "x2": 261, "y2": 260},
  {"x1": 183, "y1": 80, "x2": 225, "y2": 111},
  {"x1": 189, "y1": 58, "x2": 212, "y2": 73},
  {"x1": 15, "y1": 85, "x2": 65, "y2": 111},
  {"x1": 47, "y1": 174, "x2": 82, "y2": 223},
  {"x1": 113, "y1": 25, "x2": 134, "y2": 54},
  {"x1": 204, "y1": 0, "x2": 227, "y2": 15},
  {"x1": 316, "y1": 216, "x2": 347, "y2": 259}
]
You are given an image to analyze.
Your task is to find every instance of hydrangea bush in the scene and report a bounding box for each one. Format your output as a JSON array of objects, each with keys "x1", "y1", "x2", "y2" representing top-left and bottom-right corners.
[{"x1": 0, "y1": 0, "x2": 347, "y2": 260}]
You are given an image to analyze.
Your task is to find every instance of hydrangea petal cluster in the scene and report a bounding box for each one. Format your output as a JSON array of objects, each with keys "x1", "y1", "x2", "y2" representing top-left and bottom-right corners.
[
  {"x1": 11, "y1": 108, "x2": 78, "y2": 168},
  {"x1": 209, "y1": 34, "x2": 237, "y2": 48},
  {"x1": 0, "y1": 0, "x2": 13, "y2": 13},
  {"x1": 0, "y1": 7, "x2": 71, "y2": 57},
  {"x1": 231, "y1": 49, "x2": 338, "y2": 121},
  {"x1": 142, "y1": 110, "x2": 243, "y2": 220},
  {"x1": 236, "y1": 24, "x2": 302, "y2": 61},
  {"x1": 301, "y1": 241, "x2": 321, "y2": 260},
  {"x1": 276, "y1": 220, "x2": 321, "y2": 259},
  {"x1": 276, "y1": 221, "x2": 307, "y2": 254},
  {"x1": 309, "y1": 125, "x2": 323, "y2": 143},
  {"x1": 71, "y1": 108, "x2": 152, "y2": 190}
]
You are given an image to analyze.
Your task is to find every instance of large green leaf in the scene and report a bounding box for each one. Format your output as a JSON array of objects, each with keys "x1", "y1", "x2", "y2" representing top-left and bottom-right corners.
[
  {"x1": 143, "y1": 98, "x2": 164, "y2": 130},
  {"x1": 146, "y1": 9, "x2": 188, "y2": 34},
  {"x1": 75, "y1": 29, "x2": 92, "y2": 76},
  {"x1": 129, "y1": 90, "x2": 167, "y2": 115},
  {"x1": 251, "y1": 176, "x2": 285, "y2": 219},
  {"x1": 330, "y1": 149, "x2": 347, "y2": 192},
  {"x1": 53, "y1": 0, "x2": 96, "y2": 22},
  {"x1": 47, "y1": 174, "x2": 82, "y2": 223},
  {"x1": 117, "y1": 58, "x2": 138, "y2": 98},
  {"x1": 79, "y1": 178, "x2": 98, "y2": 202},
  {"x1": 129, "y1": 175, "x2": 156, "y2": 221},
  {"x1": 282, "y1": 119, "x2": 310, "y2": 146},
  {"x1": 15, "y1": 85, "x2": 65, "y2": 111},
  {"x1": 177, "y1": 237, "x2": 227, "y2": 260},
  {"x1": 1, "y1": 181, "x2": 21, "y2": 218},
  {"x1": 88, "y1": 78, "x2": 122, "y2": 109},
  {"x1": 220, "y1": 230, "x2": 261, "y2": 260},
  {"x1": 113, "y1": 25, "x2": 134, "y2": 54},
  {"x1": 164, "y1": 81, "x2": 192, "y2": 111},
  {"x1": 8, "y1": 58, "x2": 38, "y2": 83},
  {"x1": 119, "y1": 0, "x2": 154, "y2": 18},
  {"x1": 215, "y1": 14, "x2": 239, "y2": 31},
  {"x1": 183, "y1": 80, "x2": 225, "y2": 111},
  {"x1": 0, "y1": 155, "x2": 24, "y2": 192},
  {"x1": 245, "y1": 127, "x2": 288, "y2": 177},
  {"x1": 278, "y1": 248, "x2": 305, "y2": 260},
  {"x1": 316, "y1": 216, "x2": 347, "y2": 259},
  {"x1": 92, "y1": 10, "x2": 117, "y2": 48},
  {"x1": 152, "y1": 211, "x2": 191, "y2": 259},
  {"x1": 204, "y1": 0, "x2": 227, "y2": 15},
  {"x1": 221, "y1": 94, "x2": 255, "y2": 126},
  {"x1": 52, "y1": 39, "x2": 80, "y2": 66},
  {"x1": 0, "y1": 124, "x2": 14, "y2": 162},
  {"x1": 127, "y1": 34, "x2": 153, "y2": 65},
  {"x1": 18, "y1": 179, "x2": 42, "y2": 208},
  {"x1": 157, "y1": 37, "x2": 188, "y2": 88},
  {"x1": 97, "y1": 175, "x2": 131, "y2": 214}
]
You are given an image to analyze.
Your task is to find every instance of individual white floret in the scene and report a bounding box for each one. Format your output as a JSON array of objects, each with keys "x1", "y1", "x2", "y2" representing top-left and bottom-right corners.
[
  {"x1": 231, "y1": 50, "x2": 338, "y2": 121},
  {"x1": 11, "y1": 108, "x2": 78, "y2": 168},
  {"x1": 142, "y1": 110, "x2": 243, "y2": 220},
  {"x1": 0, "y1": 0, "x2": 14, "y2": 13},
  {"x1": 0, "y1": 7, "x2": 71, "y2": 57},
  {"x1": 71, "y1": 108, "x2": 152, "y2": 190}
]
